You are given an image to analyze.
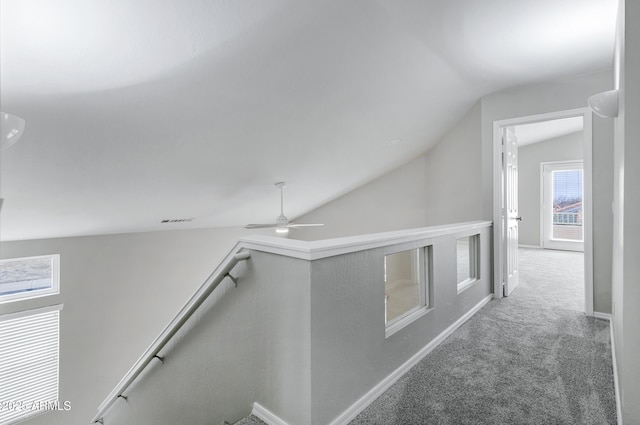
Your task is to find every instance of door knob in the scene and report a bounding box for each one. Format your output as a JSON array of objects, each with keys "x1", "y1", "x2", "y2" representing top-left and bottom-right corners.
[{"x1": 516, "y1": 216, "x2": 523, "y2": 222}]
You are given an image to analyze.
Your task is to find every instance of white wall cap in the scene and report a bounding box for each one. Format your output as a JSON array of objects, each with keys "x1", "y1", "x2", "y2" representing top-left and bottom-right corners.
[{"x1": 240, "y1": 220, "x2": 492, "y2": 260}]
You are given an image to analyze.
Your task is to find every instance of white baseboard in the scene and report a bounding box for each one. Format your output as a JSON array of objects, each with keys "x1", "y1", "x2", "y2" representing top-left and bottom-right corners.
[
  {"x1": 328, "y1": 294, "x2": 494, "y2": 425},
  {"x1": 591, "y1": 312, "x2": 621, "y2": 424},
  {"x1": 518, "y1": 244, "x2": 542, "y2": 249},
  {"x1": 593, "y1": 311, "x2": 612, "y2": 321},
  {"x1": 252, "y1": 402, "x2": 290, "y2": 425},
  {"x1": 609, "y1": 322, "x2": 623, "y2": 425}
]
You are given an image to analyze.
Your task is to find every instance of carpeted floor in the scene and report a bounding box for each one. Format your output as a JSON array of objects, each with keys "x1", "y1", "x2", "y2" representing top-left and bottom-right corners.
[
  {"x1": 235, "y1": 415, "x2": 268, "y2": 425},
  {"x1": 349, "y1": 248, "x2": 617, "y2": 425},
  {"x1": 236, "y1": 248, "x2": 616, "y2": 425}
]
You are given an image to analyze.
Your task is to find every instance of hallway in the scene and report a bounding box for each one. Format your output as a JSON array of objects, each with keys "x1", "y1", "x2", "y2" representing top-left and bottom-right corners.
[{"x1": 349, "y1": 248, "x2": 616, "y2": 424}]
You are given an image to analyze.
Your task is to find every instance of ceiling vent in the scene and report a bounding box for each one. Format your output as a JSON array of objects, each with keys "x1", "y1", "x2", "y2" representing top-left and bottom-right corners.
[{"x1": 161, "y1": 218, "x2": 195, "y2": 223}]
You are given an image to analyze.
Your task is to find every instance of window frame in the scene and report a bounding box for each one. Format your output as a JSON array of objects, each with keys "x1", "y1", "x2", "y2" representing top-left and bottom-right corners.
[
  {"x1": 0, "y1": 254, "x2": 60, "y2": 304},
  {"x1": 456, "y1": 232, "x2": 481, "y2": 294},
  {"x1": 541, "y1": 160, "x2": 585, "y2": 251},
  {"x1": 384, "y1": 242, "x2": 433, "y2": 338}
]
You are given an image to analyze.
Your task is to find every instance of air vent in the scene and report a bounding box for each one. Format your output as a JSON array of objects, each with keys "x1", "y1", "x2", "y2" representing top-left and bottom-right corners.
[{"x1": 161, "y1": 218, "x2": 195, "y2": 223}]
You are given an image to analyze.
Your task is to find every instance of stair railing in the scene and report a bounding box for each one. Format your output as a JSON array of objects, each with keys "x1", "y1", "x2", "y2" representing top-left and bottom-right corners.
[{"x1": 91, "y1": 249, "x2": 251, "y2": 424}]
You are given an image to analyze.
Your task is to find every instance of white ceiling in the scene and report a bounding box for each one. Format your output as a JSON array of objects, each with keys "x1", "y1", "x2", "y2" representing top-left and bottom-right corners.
[
  {"x1": 0, "y1": 0, "x2": 618, "y2": 241},
  {"x1": 515, "y1": 116, "x2": 584, "y2": 147}
]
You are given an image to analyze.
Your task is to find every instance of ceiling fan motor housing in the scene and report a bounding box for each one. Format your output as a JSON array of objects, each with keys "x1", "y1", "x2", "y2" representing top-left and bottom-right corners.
[{"x1": 276, "y1": 214, "x2": 289, "y2": 226}]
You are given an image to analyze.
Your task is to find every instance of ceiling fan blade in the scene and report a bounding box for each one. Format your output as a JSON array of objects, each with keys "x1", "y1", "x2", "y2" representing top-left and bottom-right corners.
[
  {"x1": 246, "y1": 182, "x2": 321, "y2": 231},
  {"x1": 244, "y1": 223, "x2": 276, "y2": 229}
]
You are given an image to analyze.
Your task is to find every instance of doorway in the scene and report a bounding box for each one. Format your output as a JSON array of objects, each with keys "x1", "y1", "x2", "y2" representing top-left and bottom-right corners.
[{"x1": 492, "y1": 108, "x2": 594, "y2": 316}]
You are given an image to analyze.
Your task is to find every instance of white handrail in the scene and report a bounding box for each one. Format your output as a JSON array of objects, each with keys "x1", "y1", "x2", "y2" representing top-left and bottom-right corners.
[{"x1": 92, "y1": 249, "x2": 251, "y2": 424}]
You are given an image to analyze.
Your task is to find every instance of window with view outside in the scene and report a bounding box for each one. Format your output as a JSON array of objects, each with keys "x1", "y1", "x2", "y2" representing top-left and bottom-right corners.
[
  {"x1": 0, "y1": 255, "x2": 59, "y2": 303},
  {"x1": 552, "y1": 169, "x2": 583, "y2": 241}
]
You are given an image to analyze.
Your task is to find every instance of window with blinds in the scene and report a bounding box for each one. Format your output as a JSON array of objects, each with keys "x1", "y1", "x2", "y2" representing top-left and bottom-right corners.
[
  {"x1": 0, "y1": 306, "x2": 62, "y2": 425},
  {"x1": 552, "y1": 169, "x2": 583, "y2": 210}
]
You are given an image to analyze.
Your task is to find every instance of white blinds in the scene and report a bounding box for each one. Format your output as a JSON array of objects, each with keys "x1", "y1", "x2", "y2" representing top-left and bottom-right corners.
[
  {"x1": 0, "y1": 306, "x2": 61, "y2": 425},
  {"x1": 552, "y1": 169, "x2": 583, "y2": 203}
]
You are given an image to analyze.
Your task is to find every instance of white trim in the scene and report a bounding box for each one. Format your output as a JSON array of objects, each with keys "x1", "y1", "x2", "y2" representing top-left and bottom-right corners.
[
  {"x1": 537, "y1": 159, "x2": 585, "y2": 165},
  {"x1": 583, "y1": 111, "x2": 594, "y2": 316},
  {"x1": 328, "y1": 294, "x2": 493, "y2": 425},
  {"x1": 493, "y1": 120, "x2": 504, "y2": 298},
  {"x1": 457, "y1": 278, "x2": 479, "y2": 294},
  {"x1": 384, "y1": 245, "x2": 429, "y2": 337},
  {"x1": 456, "y1": 232, "x2": 481, "y2": 294},
  {"x1": 252, "y1": 402, "x2": 290, "y2": 425},
  {"x1": 384, "y1": 278, "x2": 414, "y2": 289},
  {"x1": 0, "y1": 303, "x2": 64, "y2": 322},
  {"x1": 492, "y1": 108, "x2": 594, "y2": 317},
  {"x1": 609, "y1": 321, "x2": 623, "y2": 425},
  {"x1": 242, "y1": 221, "x2": 492, "y2": 261},
  {"x1": 540, "y1": 160, "x2": 585, "y2": 252},
  {"x1": 539, "y1": 157, "x2": 545, "y2": 248},
  {"x1": 385, "y1": 307, "x2": 433, "y2": 338},
  {"x1": 592, "y1": 312, "x2": 611, "y2": 321},
  {"x1": 518, "y1": 244, "x2": 542, "y2": 249}
]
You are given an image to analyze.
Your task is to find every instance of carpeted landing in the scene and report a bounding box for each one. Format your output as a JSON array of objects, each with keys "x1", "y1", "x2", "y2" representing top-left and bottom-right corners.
[
  {"x1": 234, "y1": 416, "x2": 267, "y2": 425},
  {"x1": 236, "y1": 249, "x2": 616, "y2": 425},
  {"x1": 350, "y1": 248, "x2": 616, "y2": 424}
]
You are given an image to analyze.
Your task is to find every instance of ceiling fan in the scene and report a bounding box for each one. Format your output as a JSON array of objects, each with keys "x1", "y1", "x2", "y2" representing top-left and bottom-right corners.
[{"x1": 245, "y1": 182, "x2": 324, "y2": 234}]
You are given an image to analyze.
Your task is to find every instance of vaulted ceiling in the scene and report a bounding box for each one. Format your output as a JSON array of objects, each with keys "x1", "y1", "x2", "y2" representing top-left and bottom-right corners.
[{"x1": 0, "y1": 0, "x2": 618, "y2": 241}]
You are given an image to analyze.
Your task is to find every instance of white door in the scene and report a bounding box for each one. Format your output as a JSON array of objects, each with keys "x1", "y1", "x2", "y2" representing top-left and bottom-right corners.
[
  {"x1": 542, "y1": 161, "x2": 585, "y2": 251},
  {"x1": 503, "y1": 127, "x2": 520, "y2": 296}
]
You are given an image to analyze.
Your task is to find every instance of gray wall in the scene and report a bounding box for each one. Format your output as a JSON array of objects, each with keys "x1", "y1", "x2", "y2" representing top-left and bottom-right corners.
[
  {"x1": 423, "y1": 102, "x2": 483, "y2": 225},
  {"x1": 105, "y1": 251, "x2": 312, "y2": 425},
  {"x1": 0, "y1": 226, "x2": 275, "y2": 425},
  {"x1": 293, "y1": 154, "x2": 429, "y2": 241},
  {"x1": 612, "y1": 1, "x2": 640, "y2": 422},
  {"x1": 518, "y1": 132, "x2": 583, "y2": 247},
  {"x1": 293, "y1": 102, "x2": 482, "y2": 241},
  {"x1": 309, "y1": 226, "x2": 492, "y2": 424}
]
